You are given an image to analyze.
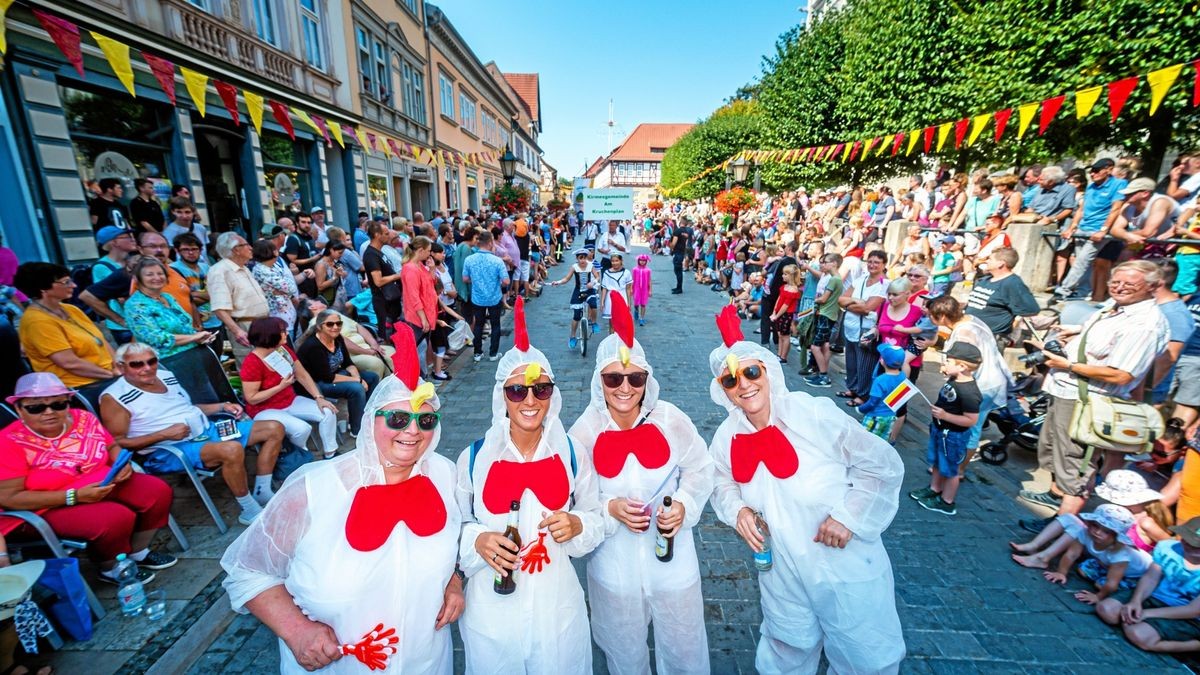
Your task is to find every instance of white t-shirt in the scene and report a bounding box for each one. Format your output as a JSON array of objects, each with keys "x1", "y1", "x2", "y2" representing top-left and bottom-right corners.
[
  {"x1": 841, "y1": 274, "x2": 887, "y2": 342},
  {"x1": 1060, "y1": 514, "x2": 1152, "y2": 577},
  {"x1": 600, "y1": 268, "x2": 632, "y2": 317},
  {"x1": 1178, "y1": 173, "x2": 1200, "y2": 209}
]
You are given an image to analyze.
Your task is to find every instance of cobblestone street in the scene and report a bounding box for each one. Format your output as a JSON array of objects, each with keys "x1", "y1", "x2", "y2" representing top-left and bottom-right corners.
[{"x1": 194, "y1": 251, "x2": 1188, "y2": 674}]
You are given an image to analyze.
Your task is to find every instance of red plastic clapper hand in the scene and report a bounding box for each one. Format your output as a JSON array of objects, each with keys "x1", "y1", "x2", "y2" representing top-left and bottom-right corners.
[
  {"x1": 519, "y1": 532, "x2": 552, "y2": 573},
  {"x1": 340, "y1": 623, "x2": 399, "y2": 671}
]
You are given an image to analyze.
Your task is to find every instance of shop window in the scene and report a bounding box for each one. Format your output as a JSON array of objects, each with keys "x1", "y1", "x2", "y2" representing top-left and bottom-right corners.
[
  {"x1": 262, "y1": 133, "x2": 313, "y2": 219},
  {"x1": 368, "y1": 174, "x2": 389, "y2": 218}
]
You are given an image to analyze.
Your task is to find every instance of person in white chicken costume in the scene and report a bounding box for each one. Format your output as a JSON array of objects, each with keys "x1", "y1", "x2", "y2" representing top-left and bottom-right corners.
[
  {"x1": 221, "y1": 323, "x2": 464, "y2": 673},
  {"x1": 568, "y1": 291, "x2": 715, "y2": 674},
  {"x1": 707, "y1": 304, "x2": 906, "y2": 674},
  {"x1": 455, "y1": 297, "x2": 604, "y2": 674}
]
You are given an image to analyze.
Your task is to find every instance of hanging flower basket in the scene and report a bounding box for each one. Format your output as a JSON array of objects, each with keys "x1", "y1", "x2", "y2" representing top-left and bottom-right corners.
[
  {"x1": 713, "y1": 186, "x2": 755, "y2": 215},
  {"x1": 546, "y1": 197, "x2": 570, "y2": 211},
  {"x1": 647, "y1": 199, "x2": 664, "y2": 211},
  {"x1": 485, "y1": 183, "x2": 532, "y2": 214}
]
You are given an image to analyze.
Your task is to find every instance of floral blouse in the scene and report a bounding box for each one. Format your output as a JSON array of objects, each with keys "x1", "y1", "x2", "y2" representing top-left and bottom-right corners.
[
  {"x1": 252, "y1": 260, "x2": 299, "y2": 332},
  {"x1": 125, "y1": 290, "x2": 196, "y2": 358}
]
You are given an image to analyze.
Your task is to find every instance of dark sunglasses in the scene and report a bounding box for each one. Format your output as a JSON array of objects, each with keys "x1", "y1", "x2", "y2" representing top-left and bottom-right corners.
[
  {"x1": 375, "y1": 410, "x2": 441, "y2": 431},
  {"x1": 323, "y1": 321, "x2": 344, "y2": 328},
  {"x1": 600, "y1": 372, "x2": 648, "y2": 389},
  {"x1": 21, "y1": 400, "x2": 70, "y2": 414},
  {"x1": 719, "y1": 364, "x2": 765, "y2": 390},
  {"x1": 124, "y1": 356, "x2": 159, "y2": 370},
  {"x1": 503, "y1": 382, "x2": 556, "y2": 402}
]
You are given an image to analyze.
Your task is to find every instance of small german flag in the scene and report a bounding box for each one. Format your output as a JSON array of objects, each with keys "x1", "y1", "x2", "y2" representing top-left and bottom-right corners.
[{"x1": 883, "y1": 379, "x2": 919, "y2": 413}]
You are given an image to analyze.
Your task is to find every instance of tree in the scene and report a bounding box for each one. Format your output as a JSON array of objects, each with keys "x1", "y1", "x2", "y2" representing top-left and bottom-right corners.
[{"x1": 660, "y1": 100, "x2": 762, "y2": 199}]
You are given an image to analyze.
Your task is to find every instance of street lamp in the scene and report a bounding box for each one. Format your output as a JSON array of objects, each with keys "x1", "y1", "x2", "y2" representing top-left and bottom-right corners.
[
  {"x1": 500, "y1": 145, "x2": 517, "y2": 185},
  {"x1": 730, "y1": 156, "x2": 751, "y2": 184}
]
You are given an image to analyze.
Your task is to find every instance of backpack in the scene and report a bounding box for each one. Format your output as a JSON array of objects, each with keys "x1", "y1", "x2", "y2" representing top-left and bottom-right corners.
[{"x1": 66, "y1": 258, "x2": 119, "y2": 319}]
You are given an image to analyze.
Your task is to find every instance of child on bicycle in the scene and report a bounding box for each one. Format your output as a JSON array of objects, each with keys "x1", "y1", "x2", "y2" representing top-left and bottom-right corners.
[{"x1": 548, "y1": 248, "x2": 600, "y2": 349}]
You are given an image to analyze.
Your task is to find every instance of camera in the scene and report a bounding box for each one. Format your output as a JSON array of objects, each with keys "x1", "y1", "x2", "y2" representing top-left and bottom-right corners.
[{"x1": 1019, "y1": 337, "x2": 1067, "y2": 367}]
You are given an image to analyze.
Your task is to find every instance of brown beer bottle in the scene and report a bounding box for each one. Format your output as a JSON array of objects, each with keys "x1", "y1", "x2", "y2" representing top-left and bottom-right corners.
[
  {"x1": 494, "y1": 500, "x2": 521, "y2": 595},
  {"x1": 655, "y1": 496, "x2": 675, "y2": 562}
]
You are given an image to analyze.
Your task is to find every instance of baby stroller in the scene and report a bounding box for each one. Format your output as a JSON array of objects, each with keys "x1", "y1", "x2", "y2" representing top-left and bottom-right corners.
[{"x1": 978, "y1": 371, "x2": 1049, "y2": 465}]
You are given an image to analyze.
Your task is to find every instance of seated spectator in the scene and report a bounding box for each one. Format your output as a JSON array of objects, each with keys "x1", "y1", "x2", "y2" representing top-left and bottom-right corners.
[
  {"x1": 1096, "y1": 516, "x2": 1200, "y2": 654},
  {"x1": 1021, "y1": 166, "x2": 1078, "y2": 226},
  {"x1": 333, "y1": 310, "x2": 395, "y2": 380},
  {"x1": 0, "y1": 373, "x2": 175, "y2": 584},
  {"x1": 295, "y1": 310, "x2": 380, "y2": 438},
  {"x1": 13, "y1": 262, "x2": 117, "y2": 388},
  {"x1": 239, "y1": 317, "x2": 340, "y2": 460},
  {"x1": 1096, "y1": 470, "x2": 1174, "y2": 552},
  {"x1": 732, "y1": 272, "x2": 764, "y2": 319},
  {"x1": 125, "y1": 257, "x2": 216, "y2": 359},
  {"x1": 99, "y1": 342, "x2": 286, "y2": 522},
  {"x1": 1011, "y1": 504, "x2": 1150, "y2": 604}
]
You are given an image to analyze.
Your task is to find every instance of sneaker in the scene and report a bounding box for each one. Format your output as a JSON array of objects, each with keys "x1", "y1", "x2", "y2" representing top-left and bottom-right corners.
[
  {"x1": 908, "y1": 487, "x2": 940, "y2": 502},
  {"x1": 473, "y1": 354, "x2": 483, "y2": 363},
  {"x1": 592, "y1": 324, "x2": 599, "y2": 335},
  {"x1": 799, "y1": 365, "x2": 818, "y2": 376},
  {"x1": 804, "y1": 374, "x2": 832, "y2": 388},
  {"x1": 569, "y1": 337, "x2": 578, "y2": 349},
  {"x1": 1019, "y1": 516, "x2": 1056, "y2": 534},
  {"x1": 432, "y1": 372, "x2": 451, "y2": 381},
  {"x1": 488, "y1": 354, "x2": 500, "y2": 362},
  {"x1": 790, "y1": 337, "x2": 800, "y2": 346},
  {"x1": 918, "y1": 495, "x2": 956, "y2": 515},
  {"x1": 100, "y1": 567, "x2": 155, "y2": 585},
  {"x1": 138, "y1": 551, "x2": 178, "y2": 570},
  {"x1": 1018, "y1": 490, "x2": 1062, "y2": 509},
  {"x1": 238, "y1": 510, "x2": 261, "y2": 526},
  {"x1": 638, "y1": 319, "x2": 645, "y2": 326}
]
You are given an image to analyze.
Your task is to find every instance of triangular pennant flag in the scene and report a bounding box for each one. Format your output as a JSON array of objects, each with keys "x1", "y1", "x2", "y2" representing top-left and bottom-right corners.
[
  {"x1": 388, "y1": 139, "x2": 404, "y2": 158},
  {"x1": 1147, "y1": 64, "x2": 1183, "y2": 116},
  {"x1": 847, "y1": 140, "x2": 862, "y2": 162},
  {"x1": 891, "y1": 132, "x2": 905, "y2": 156},
  {"x1": 993, "y1": 108, "x2": 1012, "y2": 142},
  {"x1": 863, "y1": 137, "x2": 880, "y2": 157},
  {"x1": 269, "y1": 101, "x2": 294, "y2": 139},
  {"x1": 310, "y1": 114, "x2": 332, "y2": 145},
  {"x1": 1038, "y1": 94, "x2": 1065, "y2": 135},
  {"x1": 875, "y1": 137, "x2": 888, "y2": 158},
  {"x1": 366, "y1": 132, "x2": 379, "y2": 152},
  {"x1": 353, "y1": 126, "x2": 370, "y2": 150},
  {"x1": 1107, "y1": 77, "x2": 1139, "y2": 122},
  {"x1": 293, "y1": 109, "x2": 322, "y2": 137},
  {"x1": 936, "y1": 122, "x2": 952, "y2": 152},
  {"x1": 906, "y1": 130, "x2": 920, "y2": 156},
  {"x1": 327, "y1": 120, "x2": 345, "y2": 147},
  {"x1": 340, "y1": 124, "x2": 357, "y2": 147},
  {"x1": 834, "y1": 143, "x2": 847, "y2": 162},
  {"x1": 0, "y1": 0, "x2": 16, "y2": 55},
  {"x1": 1016, "y1": 102, "x2": 1039, "y2": 139},
  {"x1": 1075, "y1": 86, "x2": 1102, "y2": 119},
  {"x1": 90, "y1": 33, "x2": 135, "y2": 96},
  {"x1": 1194, "y1": 62, "x2": 1200, "y2": 107},
  {"x1": 244, "y1": 90, "x2": 264, "y2": 134},
  {"x1": 953, "y1": 118, "x2": 969, "y2": 149},
  {"x1": 141, "y1": 52, "x2": 176, "y2": 105},
  {"x1": 967, "y1": 114, "x2": 990, "y2": 146},
  {"x1": 380, "y1": 137, "x2": 393, "y2": 158},
  {"x1": 180, "y1": 67, "x2": 208, "y2": 117},
  {"x1": 923, "y1": 126, "x2": 935, "y2": 154},
  {"x1": 213, "y1": 80, "x2": 240, "y2": 125},
  {"x1": 33, "y1": 10, "x2": 84, "y2": 76}
]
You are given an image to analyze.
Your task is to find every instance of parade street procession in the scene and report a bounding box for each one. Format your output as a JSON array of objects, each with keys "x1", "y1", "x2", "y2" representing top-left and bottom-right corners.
[{"x1": 2, "y1": 1, "x2": 1200, "y2": 674}]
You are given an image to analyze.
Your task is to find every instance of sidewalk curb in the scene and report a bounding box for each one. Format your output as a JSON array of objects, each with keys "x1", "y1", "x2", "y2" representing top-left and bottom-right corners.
[{"x1": 144, "y1": 592, "x2": 235, "y2": 675}]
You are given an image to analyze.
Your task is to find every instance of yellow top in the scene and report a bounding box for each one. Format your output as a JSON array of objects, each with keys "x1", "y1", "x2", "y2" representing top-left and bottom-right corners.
[
  {"x1": 1178, "y1": 211, "x2": 1200, "y2": 256},
  {"x1": 18, "y1": 304, "x2": 113, "y2": 388}
]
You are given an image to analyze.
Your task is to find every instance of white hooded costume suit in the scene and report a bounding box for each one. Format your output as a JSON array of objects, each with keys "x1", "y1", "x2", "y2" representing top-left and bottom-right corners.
[
  {"x1": 221, "y1": 359, "x2": 462, "y2": 674},
  {"x1": 567, "y1": 294, "x2": 714, "y2": 675},
  {"x1": 455, "y1": 299, "x2": 604, "y2": 674},
  {"x1": 707, "y1": 306, "x2": 906, "y2": 674}
]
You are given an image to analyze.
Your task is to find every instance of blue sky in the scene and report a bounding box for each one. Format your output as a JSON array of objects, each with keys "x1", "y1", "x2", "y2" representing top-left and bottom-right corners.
[{"x1": 433, "y1": 1, "x2": 807, "y2": 178}]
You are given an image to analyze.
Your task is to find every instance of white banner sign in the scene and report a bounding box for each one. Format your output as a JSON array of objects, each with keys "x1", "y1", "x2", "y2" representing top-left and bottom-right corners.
[{"x1": 582, "y1": 188, "x2": 634, "y2": 220}]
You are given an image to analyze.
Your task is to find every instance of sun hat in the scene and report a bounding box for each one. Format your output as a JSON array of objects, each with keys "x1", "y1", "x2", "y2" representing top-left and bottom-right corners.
[
  {"x1": 1079, "y1": 503, "x2": 1136, "y2": 545},
  {"x1": 1095, "y1": 469, "x2": 1164, "y2": 506},
  {"x1": 6, "y1": 372, "x2": 76, "y2": 405},
  {"x1": 0, "y1": 560, "x2": 45, "y2": 621}
]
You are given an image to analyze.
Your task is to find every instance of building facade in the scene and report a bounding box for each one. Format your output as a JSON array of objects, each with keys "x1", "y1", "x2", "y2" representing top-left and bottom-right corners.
[{"x1": 586, "y1": 123, "x2": 693, "y2": 205}]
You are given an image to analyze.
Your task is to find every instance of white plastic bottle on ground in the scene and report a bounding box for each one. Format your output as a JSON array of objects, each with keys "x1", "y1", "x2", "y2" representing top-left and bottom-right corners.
[{"x1": 114, "y1": 553, "x2": 146, "y2": 616}]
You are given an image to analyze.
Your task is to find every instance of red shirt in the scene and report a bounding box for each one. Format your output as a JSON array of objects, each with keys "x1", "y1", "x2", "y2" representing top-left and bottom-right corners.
[{"x1": 240, "y1": 346, "x2": 299, "y2": 416}]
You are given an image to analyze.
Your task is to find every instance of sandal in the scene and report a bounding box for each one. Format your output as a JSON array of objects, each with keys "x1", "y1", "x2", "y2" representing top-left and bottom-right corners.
[
  {"x1": 835, "y1": 391, "x2": 855, "y2": 398},
  {"x1": 845, "y1": 398, "x2": 865, "y2": 407}
]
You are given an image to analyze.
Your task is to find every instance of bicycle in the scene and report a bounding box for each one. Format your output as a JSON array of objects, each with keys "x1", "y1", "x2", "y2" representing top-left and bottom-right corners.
[{"x1": 570, "y1": 302, "x2": 591, "y2": 357}]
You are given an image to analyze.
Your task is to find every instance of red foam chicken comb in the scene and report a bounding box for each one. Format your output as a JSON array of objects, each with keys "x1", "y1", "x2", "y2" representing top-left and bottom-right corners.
[
  {"x1": 609, "y1": 291, "x2": 634, "y2": 349},
  {"x1": 513, "y1": 296, "x2": 530, "y2": 352},
  {"x1": 716, "y1": 304, "x2": 743, "y2": 348},
  {"x1": 389, "y1": 321, "x2": 420, "y2": 391}
]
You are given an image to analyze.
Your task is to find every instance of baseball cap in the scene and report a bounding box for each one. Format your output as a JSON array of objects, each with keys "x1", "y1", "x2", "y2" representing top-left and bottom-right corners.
[
  {"x1": 310, "y1": 206, "x2": 325, "y2": 214},
  {"x1": 943, "y1": 342, "x2": 982, "y2": 365},
  {"x1": 261, "y1": 224, "x2": 285, "y2": 237},
  {"x1": 1120, "y1": 177, "x2": 1157, "y2": 196},
  {"x1": 941, "y1": 235, "x2": 957, "y2": 246},
  {"x1": 878, "y1": 344, "x2": 906, "y2": 368},
  {"x1": 1089, "y1": 157, "x2": 1116, "y2": 172},
  {"x1": 1170, "y1": 516, "x2": 1200, "y2": 547},
  {"x1": 96, "y1": 226, "x2": 132, "y2": 246}
]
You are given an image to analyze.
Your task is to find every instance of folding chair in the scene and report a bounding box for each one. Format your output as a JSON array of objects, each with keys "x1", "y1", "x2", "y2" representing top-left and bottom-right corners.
[{"x1": 0, "y1": 511, "x2": 105, "y2": 619}]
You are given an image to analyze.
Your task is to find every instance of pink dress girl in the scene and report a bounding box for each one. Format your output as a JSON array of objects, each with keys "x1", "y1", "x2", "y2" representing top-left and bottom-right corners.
[{"x1": 631, "y1": 255, "x2": 652, "y2": 325}]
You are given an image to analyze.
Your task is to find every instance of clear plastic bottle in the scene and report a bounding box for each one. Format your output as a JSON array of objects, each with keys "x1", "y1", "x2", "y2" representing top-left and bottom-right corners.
[
  {"x1": 752, "y1": 511, "x2": 773, "y2": 572},
  {"x1": 114, "y1": 553, "x2": 146, "y2": 616}
]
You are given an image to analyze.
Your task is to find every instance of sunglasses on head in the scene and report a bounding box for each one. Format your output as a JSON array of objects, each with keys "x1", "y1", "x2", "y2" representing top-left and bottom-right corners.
[
  {"x1": 601, "y1": 372, "x2": 648, "y2": 389},
  {"x1": 124, "y1": 356, "x2": 159, "y2": 370},
  {"x1": 375, "y1": 410, "x2": 441, "y2": 431},
  {"x1": 21, "y1": 400, "x2": 70, "y2": 414},
  {"x1": 719, "y1": 364, "x2": 765, "y2": 390},
  {"x1": 503, "y1": 382, "x2": 556, "y2": 402}
]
